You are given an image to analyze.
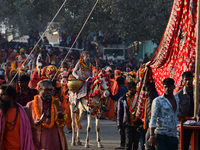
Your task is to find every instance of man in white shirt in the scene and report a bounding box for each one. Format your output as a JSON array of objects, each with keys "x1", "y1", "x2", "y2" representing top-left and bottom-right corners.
[{"x1": 148, "y1": 78, "x2": 179, "y2": 150}]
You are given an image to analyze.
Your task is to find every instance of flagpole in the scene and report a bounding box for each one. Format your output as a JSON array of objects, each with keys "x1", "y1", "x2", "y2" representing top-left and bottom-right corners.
[{"x1": 195, "y1": 0, "x2": 200, "y2": 119}]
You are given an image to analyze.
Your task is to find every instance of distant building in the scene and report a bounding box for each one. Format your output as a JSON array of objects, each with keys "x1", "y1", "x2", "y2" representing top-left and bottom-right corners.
[{"x1": 136, "y1": 40, "x2": 157, "y2": 60}]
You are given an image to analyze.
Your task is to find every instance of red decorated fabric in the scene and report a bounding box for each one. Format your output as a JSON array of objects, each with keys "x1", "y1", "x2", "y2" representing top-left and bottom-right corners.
[{"x1": 136, "y1": 0, "x2": 197, "y2": 118}]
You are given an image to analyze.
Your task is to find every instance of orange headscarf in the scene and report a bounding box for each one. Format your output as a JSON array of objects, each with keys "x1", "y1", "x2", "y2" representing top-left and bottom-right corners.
[{"x1": 112, "y1": 75, "x2": 121, "y2": 95}]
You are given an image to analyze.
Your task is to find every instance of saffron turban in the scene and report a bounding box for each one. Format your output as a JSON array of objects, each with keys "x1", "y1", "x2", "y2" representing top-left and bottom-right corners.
[{"x1": 10, "y1": 69, "x2": 18, "y2": 75}]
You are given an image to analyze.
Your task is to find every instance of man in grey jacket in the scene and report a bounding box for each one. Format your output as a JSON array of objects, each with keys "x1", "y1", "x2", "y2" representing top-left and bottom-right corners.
[{"x1": 176, "y1": 71, "x2": 195, "y2": 150}]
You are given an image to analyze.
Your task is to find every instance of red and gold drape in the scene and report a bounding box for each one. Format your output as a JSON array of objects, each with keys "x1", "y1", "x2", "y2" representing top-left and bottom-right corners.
[{"x1": 136, "y1": 0, "x2": 197, "y2": 118}]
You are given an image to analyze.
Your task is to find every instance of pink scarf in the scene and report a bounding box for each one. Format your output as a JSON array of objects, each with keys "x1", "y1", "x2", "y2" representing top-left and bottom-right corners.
[
  {"x1": 18, "y1": 103, "x2": 35, "y2": 150},
  {"x1": 0, "y1": 103, "x2": 35, "y2": 150},
  {"x1": 0, "y1": 111, "x2": 2, "y2": 139}
]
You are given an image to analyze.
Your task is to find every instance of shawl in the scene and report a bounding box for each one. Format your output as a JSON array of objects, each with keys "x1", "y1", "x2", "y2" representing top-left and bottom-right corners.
[{"x1": 0, "y1": 103, "x2": 35, "y2": 150}]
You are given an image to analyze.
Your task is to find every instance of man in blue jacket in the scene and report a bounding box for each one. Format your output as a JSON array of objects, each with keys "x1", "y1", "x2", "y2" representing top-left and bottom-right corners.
[{"x1": 110, "y1": 76, "x2": 128, "y2": 149}]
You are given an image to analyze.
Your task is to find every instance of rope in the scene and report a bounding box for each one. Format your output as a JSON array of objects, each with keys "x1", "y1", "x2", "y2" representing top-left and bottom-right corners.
[
  {"x1": 9, "y1": 0, "x2": 68, "y2": 85},
  {"x1": 52, "y1": 0, "x2": 100, "y2": 81}
]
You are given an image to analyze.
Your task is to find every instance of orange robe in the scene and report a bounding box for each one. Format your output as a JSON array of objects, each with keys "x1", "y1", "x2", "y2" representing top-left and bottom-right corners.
[
  {"x1": 61, "y1": 85, "x2": 72, "y2": 130},
  {"x1": 112, "y1": 76, "x2": 120, "y2": 95},
  {"x1": 3, "y1": 108, "x2": 20, "y2": 150},
  {"x1": 104, "y1": 78, "x2": 116, "y2": 119},
  {"x1": 0, "y1": 104, "x2": 35, "y2": 150}
]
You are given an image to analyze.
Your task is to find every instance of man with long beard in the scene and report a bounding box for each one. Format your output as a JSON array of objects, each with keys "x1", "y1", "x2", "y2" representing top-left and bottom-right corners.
[
  {"x1": 0, "y1": 85, "x2": 34, "y2": 149},
  {"x1": 71, "y1": 51, "x2": 93, "y2": 113},
  {"x1": 26, "y1": 80, "x2": 68, "y2": 150}
]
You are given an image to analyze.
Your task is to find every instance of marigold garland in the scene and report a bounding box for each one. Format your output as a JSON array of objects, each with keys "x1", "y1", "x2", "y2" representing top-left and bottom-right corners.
[
  {"x1": 55, "y1": 114, "x2": 67, "y2": 128},
  {"x1": 128, "y1": 72, "x2": 137, "y2": 82},
  {"x1": 9, "y1": 69, "x2": 18, "y2": 76},
  {"x1": 78, "y1": 58, "x2": 92, "y2": 79},
  {"x1": 138, "y1": 68, "x2": 145, "y2": 79},
  {"x1": 82, "y1": 62, "x2": 92, "y2": 68},
  {"x1": 127, "y1": 93, "x2": 138, "y2": 122},
  {"x1": 34, "y1": 95, "x2": 55, "y2": 129}
]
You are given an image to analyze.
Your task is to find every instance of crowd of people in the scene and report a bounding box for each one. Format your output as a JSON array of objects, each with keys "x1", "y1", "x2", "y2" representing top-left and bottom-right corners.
[
  {"x1": 59, "y1": 30, "x2": 122, "y2": 49},
  {"x1": 0, "y1": 40, "x2": 199, "y2": 150}
]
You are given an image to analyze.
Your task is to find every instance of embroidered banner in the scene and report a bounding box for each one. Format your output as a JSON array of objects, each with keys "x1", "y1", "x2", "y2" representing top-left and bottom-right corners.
[{"x1": 136, "y1": 0, "x2": 197, "y2": 118}]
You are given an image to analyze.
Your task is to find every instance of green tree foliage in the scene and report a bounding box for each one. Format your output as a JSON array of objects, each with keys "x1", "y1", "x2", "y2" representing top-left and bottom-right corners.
[{"x1": 0, "y1": 0, "x2": 173, "y2": 42}]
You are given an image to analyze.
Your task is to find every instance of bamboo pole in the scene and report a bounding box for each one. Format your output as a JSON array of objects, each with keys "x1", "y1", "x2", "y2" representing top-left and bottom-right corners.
[
  {"x1": 194, "y1": 0, "x2": 200, "y2": 119},
  {"x1": 194, "y1": 1, "x2": 200, "y2": 150}
]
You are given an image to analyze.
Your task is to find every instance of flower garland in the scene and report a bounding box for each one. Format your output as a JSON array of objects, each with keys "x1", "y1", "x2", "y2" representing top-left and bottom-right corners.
[
  {"x1": 82, "y1": 62, "x2": 92, "y2": 68},
  {"x1": 55, "y1": 114, "x2": 67, "y2": 128},
  {"x1": 86, "y1": 70, "x2": 111, "y2": 117},
  {"x1": 129, "y1": 72, "x2": 137, "y2": 82},
  {"x1": 126, "y1": 93, "x2": 138, "y2": 122},
  {"x1": 34, "y1": 95, "x2": 55, "y2": 129},
  {"x1": 78, "y1": 58, "x2": 92, "y2": 79},
  {"x1": 138, "y1": 68, "x2": 145, "y2": 79}
]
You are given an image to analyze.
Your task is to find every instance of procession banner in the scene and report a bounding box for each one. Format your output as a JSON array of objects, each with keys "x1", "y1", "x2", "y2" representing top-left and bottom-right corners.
[{"x1": 136, "y1": 0, "x2": 197, "y2": 118}]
